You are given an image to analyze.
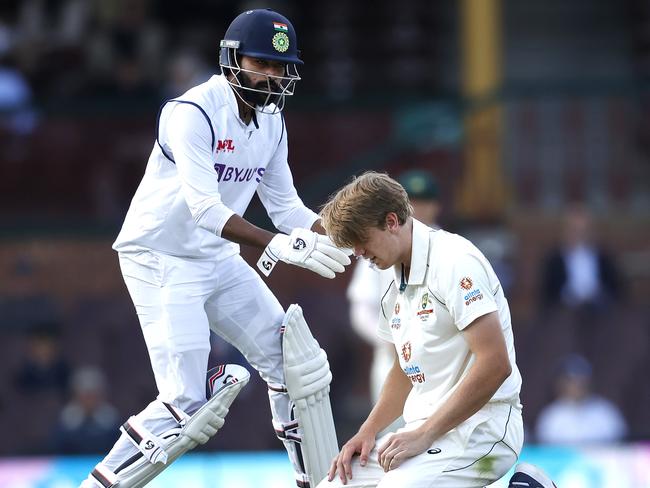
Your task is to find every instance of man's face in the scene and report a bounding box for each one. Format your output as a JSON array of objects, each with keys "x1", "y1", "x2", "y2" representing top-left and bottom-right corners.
[
  {"x1": 237, "y1": 56, "x2": 285, "y2": 106},
  {"x1": 352, "y1": 225, "x2": 402, "y2": 270}
]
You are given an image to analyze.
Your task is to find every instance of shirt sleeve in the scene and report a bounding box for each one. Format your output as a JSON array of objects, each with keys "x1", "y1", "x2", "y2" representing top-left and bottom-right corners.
[
  {"x1": 164, "y1": 103, "x2": 235, "y2": 236},
  {"x1": 442, "y1": 252, "x2": 499, "y2": 330},
  {"x1": 256, "y1": 121, "x2": 319, "y2": 233}
]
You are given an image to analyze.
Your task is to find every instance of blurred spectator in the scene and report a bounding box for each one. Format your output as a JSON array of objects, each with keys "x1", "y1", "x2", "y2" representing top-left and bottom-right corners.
[
  {"x1": 541, "y1": 203, "x2": 622, "y2": 310},
  {"x1": 13, "y1": 0, "x2": 92, "y2": 97},
  {"x1": 83, "y1": 0, "x2": 164, "y2": 103},
  {"x1": 535, "y1": 354, "x2": 627, "y2": 445},
  {"x1": 162, "y1": 47, "x2": 211, "y2": 99},
  {"x1": 51, "y1": 366, "x2": 120, "y2": 454},
  {"x1": 13, "y1": 321, "x2": 71, "y2": 396},
  {"x1": 346, "y1": 169, "x2": 440, "y2": 434},
  {"x1": 0, "y1": 51, "x2": 38, "y2": 163},
  {"x1": 0, "y1": 54, "x2": 37, "y2": 135}
]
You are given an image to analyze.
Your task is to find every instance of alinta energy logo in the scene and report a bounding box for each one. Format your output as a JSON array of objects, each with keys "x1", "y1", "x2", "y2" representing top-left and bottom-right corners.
[{"x1": 403, "y1": 364, "x2": 426, "y2": 384}]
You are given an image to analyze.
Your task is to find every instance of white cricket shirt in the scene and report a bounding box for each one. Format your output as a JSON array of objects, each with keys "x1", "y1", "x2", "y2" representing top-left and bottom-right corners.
[
  {"x1": 378, "y1": 219, "x2": 522, "y2": 423},
  {"x1": 113, "y1": 75, "x2": 318, "y2": 259}
]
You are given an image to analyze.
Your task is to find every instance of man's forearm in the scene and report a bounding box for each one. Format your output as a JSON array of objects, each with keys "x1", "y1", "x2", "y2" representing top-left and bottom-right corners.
[
  {"x1": 221, "y1": 214, "x2": 275, "y2": 249},
  {"x1": 360, "y1": 359, "x2": 412, "y2": 436}
]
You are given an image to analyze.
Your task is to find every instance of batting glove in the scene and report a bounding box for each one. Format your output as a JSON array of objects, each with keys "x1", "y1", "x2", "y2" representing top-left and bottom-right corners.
[{"x1": 257, "y1": 228, "x2": 351, "y2": 279}]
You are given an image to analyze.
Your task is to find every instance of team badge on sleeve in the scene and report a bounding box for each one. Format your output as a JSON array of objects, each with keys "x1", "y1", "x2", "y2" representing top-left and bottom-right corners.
[
  {"x1": 401, "y1": 341, "x2": 412, "y2": 362},
  {"x1": 460, "y1": 277, "x2": 473, "y2": 290}
]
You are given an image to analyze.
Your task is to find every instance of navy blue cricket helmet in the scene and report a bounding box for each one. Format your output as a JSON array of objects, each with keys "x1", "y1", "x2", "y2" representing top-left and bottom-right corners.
[{"x1": 219, "y1": 9, "x2": 302, "y2": 113}]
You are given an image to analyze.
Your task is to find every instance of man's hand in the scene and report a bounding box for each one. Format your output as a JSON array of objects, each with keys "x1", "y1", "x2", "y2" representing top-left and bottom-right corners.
[
  {"x1": 327, "y1": 429, "x2": 376, "y2": 485},
  {"x1": 257, "y1": 228, "x2": 351, "y2": 278},
  {"x1": 377, "y1": 427, "x2": 435, "y2": 472}
]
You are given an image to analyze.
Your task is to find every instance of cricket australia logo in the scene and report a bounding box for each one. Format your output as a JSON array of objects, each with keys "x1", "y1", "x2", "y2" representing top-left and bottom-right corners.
[
  {"x1": 417, "y1": 292, "x2": 434, "y2": 321},
  {"x1": 401, "y1": 341, "x2": 412, "y2": 362},
  {"x1": 293, "y1": 238, "x2": 307, "y2": 250}
]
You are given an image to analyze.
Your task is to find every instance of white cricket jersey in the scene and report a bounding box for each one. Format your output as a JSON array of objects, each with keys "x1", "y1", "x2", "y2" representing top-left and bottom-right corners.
[
  {"x1": 378, "y1": 219, "x2": 522, "y2": 423},
  {"x1": 113, "y1": 74, "x2": 319, "y2": 259}
]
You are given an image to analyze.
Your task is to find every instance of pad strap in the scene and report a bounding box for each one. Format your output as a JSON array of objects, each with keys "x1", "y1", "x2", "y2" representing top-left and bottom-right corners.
[
  {"x1": 272, "y1": 418, "x2": 301, "y2": 443},
  {"x1": 121, "y1": 417, "x2": 170, "y2": 464},
  {"x1": 90, "y1": 464, "x2": 118, "y2": 488}
]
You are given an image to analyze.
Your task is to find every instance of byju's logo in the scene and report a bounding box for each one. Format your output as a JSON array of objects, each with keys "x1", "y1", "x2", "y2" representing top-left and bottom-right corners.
[{"x1": 214, "y1": 163, "x2": 265, "y2": 183}]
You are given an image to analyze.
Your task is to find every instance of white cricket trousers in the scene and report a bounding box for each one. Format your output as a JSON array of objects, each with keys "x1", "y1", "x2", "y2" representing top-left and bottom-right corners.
[
  {"x1": 84, "y1": 250, "x2": 300, "y2": 484},
  {"x1": 317, "y1": 402, "x2": 523, "y2": 488},
  {"x1": 119, "y1": 249, "x2": 286, "y2": 413}
]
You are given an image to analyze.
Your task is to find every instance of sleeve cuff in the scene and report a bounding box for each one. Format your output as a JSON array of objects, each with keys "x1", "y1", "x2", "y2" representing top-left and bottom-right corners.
[
  {"x1": 276, "y1": 207, "x2": 319, "y2": 234},
  {"x1": 456, "y1": 304, "x2": 498, "y2": 330},
  {"x1": 193, "y1": 200, "x2": 235, "y2": 236},
  {"x1": 376, "y1": 328, "x2": 394, "y2": 343}
]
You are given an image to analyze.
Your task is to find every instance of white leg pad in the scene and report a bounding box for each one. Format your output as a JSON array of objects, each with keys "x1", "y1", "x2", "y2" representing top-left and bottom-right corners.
[
  {"x1": 90, "y1": 364, "x2": 250, "y2": 488},
  {"x1": 283, "y1": 304, "x2": 338, "y2": 487}
]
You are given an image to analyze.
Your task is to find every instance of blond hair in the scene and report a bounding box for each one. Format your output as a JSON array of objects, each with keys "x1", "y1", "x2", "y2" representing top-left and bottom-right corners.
[{"x1": 320, "y1": 171, "x2": 413, "y2": 248}]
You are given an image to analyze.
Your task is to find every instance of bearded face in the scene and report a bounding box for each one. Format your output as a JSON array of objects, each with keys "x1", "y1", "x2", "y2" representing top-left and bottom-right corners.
[{"x1": 237, "y1": 69, "x2": 282, "y2": 107}]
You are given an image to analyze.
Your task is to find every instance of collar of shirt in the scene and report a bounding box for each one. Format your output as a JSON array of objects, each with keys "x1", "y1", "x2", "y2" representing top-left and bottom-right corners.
[
  {"x1": 393, "y1": 218, "x2": 431, "y2": 290},
  {"x1": 215, "y1": 74, "x2": 259, "y2": 135}
]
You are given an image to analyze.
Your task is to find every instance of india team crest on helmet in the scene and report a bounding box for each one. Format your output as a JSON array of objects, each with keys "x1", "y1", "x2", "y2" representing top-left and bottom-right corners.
[
  {"x1": 401, "y1": 341, "x2": 412, "y2": 362},
  {"x1": 460, "y1": 277, "x2": 473, "y2": 290},
  {"x1": 272, "y1": 31, "x2": 289, "y2": 52}
]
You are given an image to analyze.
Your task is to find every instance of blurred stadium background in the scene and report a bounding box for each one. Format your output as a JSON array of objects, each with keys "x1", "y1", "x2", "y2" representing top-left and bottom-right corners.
[{"x1": 0, "y1": 0, "x2": 649, "y2": 486}]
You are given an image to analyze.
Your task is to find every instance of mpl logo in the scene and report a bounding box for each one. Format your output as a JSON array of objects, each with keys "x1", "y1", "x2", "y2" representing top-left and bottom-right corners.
[{"x1": 216, "y1": 139, "x2": 235, "y2": 153}]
